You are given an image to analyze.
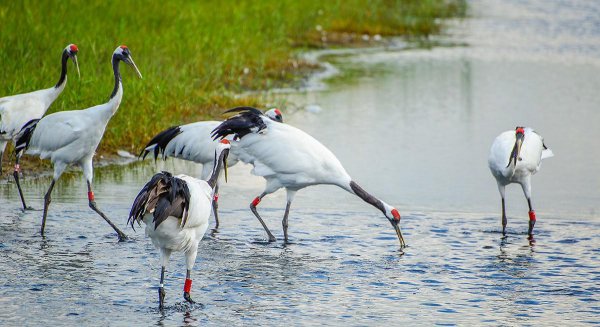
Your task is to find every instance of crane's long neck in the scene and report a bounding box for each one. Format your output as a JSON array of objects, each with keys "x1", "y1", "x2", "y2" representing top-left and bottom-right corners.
[
  {"x1": 110, "y1": 55, "x2": 122, "y2": 100},
  {"x1": 207, "y1": 149, "x2": 229, "y2": 189},
  {"x1": 348, "y1": 181, "x2": 387, "y2": 215},
  {"x1": 54, "y1": 49, "x2": 69, "y2": 89},
  {"x1": 97, "y1": 55, "x2": 124, "y2": 120}
]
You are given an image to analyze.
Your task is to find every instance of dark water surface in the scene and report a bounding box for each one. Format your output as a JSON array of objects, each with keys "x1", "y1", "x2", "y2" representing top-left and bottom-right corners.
[{"x1": 2, "y1": 0, "x2": 600, "y2": 325}]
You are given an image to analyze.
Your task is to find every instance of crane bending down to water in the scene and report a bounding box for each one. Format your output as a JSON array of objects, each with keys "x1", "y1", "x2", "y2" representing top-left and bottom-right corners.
[
  {"x1": 488, "y1": 126, "x2": 554, "y2": 237},
  {"x1": 211, "y1": 107, "x2": 405, "y2": 248},
  {"x1": 0, "y1": 44, "x2": 79, "y2": 179},
  {"x1": 139, "y1": 108, "x2": 283, "y2": 228},
  {"x1": 14, "y1": 45, "x2": 142, "y2": 241},
  {"x1": 129, "y1": 140, "x2": 231, "y2": 310}
]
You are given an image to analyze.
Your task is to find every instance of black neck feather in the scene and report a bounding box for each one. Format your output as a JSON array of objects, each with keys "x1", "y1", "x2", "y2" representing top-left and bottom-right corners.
[
  {"x1": 110, "y1": 55, "x2": 122, "y2": 99},
  {"x1": 55, "y1": 49, "x2": 69, "y2": 88},
  {"x1": 350, "y1": 181, "x2": 385, "y2": 214}
]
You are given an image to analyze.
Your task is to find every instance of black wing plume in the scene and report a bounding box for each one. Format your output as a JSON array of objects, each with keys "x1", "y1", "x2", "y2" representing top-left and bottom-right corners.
[
  {"x1": 139, "y1": 126, "x2": 182, "y2": 160},
  {"x1": 14, "y1": 119, "x2": 40, "y2": 155},
  {"x1": 222, "y1": 106, "x2": 265, "y2": 116},
  {"x1": 211, "y1": 106, "x2": 267, "y2": 140},
  {"x1": 129, "y1": 172, "x2": 168, "y2": 230},
  {"x1": 128, "y1": 171, "x2": 191, "y2": 230}
]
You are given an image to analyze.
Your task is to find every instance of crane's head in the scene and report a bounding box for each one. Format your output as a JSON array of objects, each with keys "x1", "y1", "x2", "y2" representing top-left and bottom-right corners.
[
  {"x1": 65, "y1": 44, "x2": 80, "y2": 78},
  {"x1": 114, "y1": 45, "x2": 142, "y2": 79},
  {"x1": 383, "y1": 204, "x2": 405, "y2": 248},
  {"x1": 265, "y1": 108, "x2": 283, "y2": 123},
  {"x1": 215, "y1": 139, "x2": 231, "y2": 182},
  {"x1": 507, "y1": 126, "x2": 525, "y2": 168}
]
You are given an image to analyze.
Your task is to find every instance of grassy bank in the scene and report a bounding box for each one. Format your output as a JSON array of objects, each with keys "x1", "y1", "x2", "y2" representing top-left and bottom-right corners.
[{"x1": 0, "y1": 0, "x2": 465, "y2": 164}]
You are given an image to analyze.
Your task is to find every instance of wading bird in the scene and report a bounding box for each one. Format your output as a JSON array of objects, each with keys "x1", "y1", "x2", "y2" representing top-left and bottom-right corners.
[
  {"x1": 14, "y1": 45, "x2": 142, "y2": 241},
  {"x1": 139, "y1": 108, "x2": 283, "y2": 228},
  {"x1": 0, "y1": 44, "x2": 80, "y2": 178},
  {"x1": 129, "y1": 139, "x2": 231, "y2": 310},
  {"x1": 211, "y1": 107, "x2": 405, "y2": 247},
  {"x1": 488, "y1": 126, "x2": 554, "y2": 237}
]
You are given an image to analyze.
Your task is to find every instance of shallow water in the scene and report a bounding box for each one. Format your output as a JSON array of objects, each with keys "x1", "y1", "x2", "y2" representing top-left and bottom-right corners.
[{"x1": 1, "y1": 0, "x2": 600, "y2": 325}]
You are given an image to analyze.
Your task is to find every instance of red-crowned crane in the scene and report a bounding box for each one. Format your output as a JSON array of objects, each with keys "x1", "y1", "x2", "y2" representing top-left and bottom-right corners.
[
  {"x1": 0, "y1": 44, "x2": 79, "y2": 177},
  {"x1": 211, "y1": 107, "x2": 405, "y2": 248},
  {"x1": 14, "y1": 45, "x2": 142, "y2": 241},
  {"x1": 139, "y1": 108, "x2": 283, "y2": 228},
  {"x1": 129, "y1": 139, "x2": 231, "y2": 310},
  {"x1": 488, "y1": 126, "x2": 554, "y2": 237}
]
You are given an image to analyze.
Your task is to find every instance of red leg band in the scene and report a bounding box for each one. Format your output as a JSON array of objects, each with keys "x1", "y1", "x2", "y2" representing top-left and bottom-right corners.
[
  {"x1": 14, "y1": 164, "x2": 20, "y2": 172},
  {"x1": 251, "y1": 197, "x2": 261, "y2": 207},
  {"x1": 528, "y1": 210, "x2": 536, "y2": 221},
  {"x1": 88, "y1": 191, "x2": 95, "y2": 201},
  {"x1": 213, "y1": 194, "x2": 219, "y2": 202},
  {"x1": 184, "y1": 278, "x2": 192, "y2": 293}
]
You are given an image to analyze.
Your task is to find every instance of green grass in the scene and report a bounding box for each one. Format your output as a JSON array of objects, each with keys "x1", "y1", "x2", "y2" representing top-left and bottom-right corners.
[{"x1": 0, "y1": 0, "x2": 465, "y2": 156}]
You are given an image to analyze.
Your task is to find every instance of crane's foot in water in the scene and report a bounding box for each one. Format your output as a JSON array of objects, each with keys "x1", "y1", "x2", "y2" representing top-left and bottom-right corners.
[
  {"x1": 158, "y1": 287, "x2": 166, "y2": 310},
  {"x1": 183, "y1": 292, "x2": 195, "y2": 304}
]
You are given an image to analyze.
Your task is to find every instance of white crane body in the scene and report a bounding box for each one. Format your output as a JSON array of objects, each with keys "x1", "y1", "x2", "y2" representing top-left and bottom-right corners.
[
  {"x1": 488, "y1": 126, "x2": 553, "y2": 236},
  {"x1": 211, "y1": 107, "x2": 404, "y2": 247},
  {"x1": 129, "y1": 141, "x2": 231, "y2": 309}
]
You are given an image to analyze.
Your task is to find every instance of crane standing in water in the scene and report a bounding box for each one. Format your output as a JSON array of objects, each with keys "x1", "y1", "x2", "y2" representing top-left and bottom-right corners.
[
  {"x1": 129, "y1": 139, "x2": 231, "y2": 309},
  {"x1": 212, "y1": 107, "x2": 405, "y2": 247},
  {"x1": 15, "y1": 45, "x2": 142, "y2": 241},
  {"x1": 488, "y1": 126, "x2": 554, "y2": 237}
]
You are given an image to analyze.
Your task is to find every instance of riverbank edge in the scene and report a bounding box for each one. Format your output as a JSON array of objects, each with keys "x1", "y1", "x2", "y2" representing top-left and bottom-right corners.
[
  {"x1": 0, "y1": 41, "x2": 391, "y2": 183},
  {"x1": 1, "y1": 30, "x2": 464, "y2": 182}
]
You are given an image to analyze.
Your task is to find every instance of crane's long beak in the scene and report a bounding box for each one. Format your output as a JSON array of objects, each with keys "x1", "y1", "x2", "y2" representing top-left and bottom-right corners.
[
  {"x1": 389, "y1": 208, "x2": 405, "y2": 248},
  {"x1": 71, "y1": 55, "x2": 80, "y2": 79},
  {"x1": 221, "y1": 150, "x2": 229, "y2": 183},
  {"x1": 507, "y1": 133, "x2": 524, "y2": 168},
  {"x1": 125, "y1": 55, "x2": 143, "y2": 79},
  {"x1": 391, "y1": 220, "x2": 406, "y2": 248}
]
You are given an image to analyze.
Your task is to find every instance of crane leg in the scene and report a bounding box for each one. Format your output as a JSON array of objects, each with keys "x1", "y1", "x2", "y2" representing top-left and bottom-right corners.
[
  {"x1": 250, "y1": 192, "x2": 276, "y2": 242},
  {"x1": 158, "y1": 266, "x2": 166, "y2": 311},
  {"x1": 520, "y1": 181, "x2": 535, "y2": 239},
  {"x1": 212, "y1": 185, "x2": 220, "y2": 229},
  {"x1": 87, "y1": 181, "x2": 128, "y2": 241},
  {"x1": 527, "y1": 198, "x2": 535, "y2": 237},
  {"x1": 183, "y1": 269, "x2": 195, "y2": 304},
  {"x1": 501, "y1": 197, "x2": 507, "y2": 236},
  {"x1": 282, "y1": 189, "x2": 296, "y2": 243},
  {"x1": 13, "y1": 155, "x2": 34, "y2": 210},
  {"x1": 41, "y1": 179, "x2": 56, "y2": 236},
  {"x1": 0, "y1": 150, "x2": 3, "y2": 175},
  {"x1": 282, "y1": 201, "x2": 292, "y2": 243}
]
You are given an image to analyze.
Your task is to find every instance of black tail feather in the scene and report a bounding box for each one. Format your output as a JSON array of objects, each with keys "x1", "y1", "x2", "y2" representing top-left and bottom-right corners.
[
  {"x1": 139, "y1": 126, "x2": 182, "y2": 160},
  {"x1": 128, "y1": 171, "x2": 191, "y2": 231},
  {"x1": 14, "y1": 119, "x2": 40, "y2": 156},
  {"x1": 128, "y1": 172, "x2": 167, "y2": 230},
  {"x1": 211, "y1": 106, "x2": 267, "y2": 140}
]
